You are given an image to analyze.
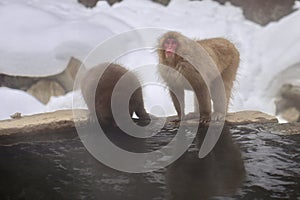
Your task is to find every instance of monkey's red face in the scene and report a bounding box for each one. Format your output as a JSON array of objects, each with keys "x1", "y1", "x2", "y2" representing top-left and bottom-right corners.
[{"x1": 163, "y1": 38, "x2": 178, "y2": 58}]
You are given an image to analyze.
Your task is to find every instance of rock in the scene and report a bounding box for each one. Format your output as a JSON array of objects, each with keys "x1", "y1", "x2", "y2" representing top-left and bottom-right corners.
[
  {"x1": 0, "y1": 73, "x2": 39, "y2": 91},
  {"x1": 275, "y1": 83, "x2": 300, "y2": 122},
  {"x1": 182, "y1": 110, "x2": 278, "y2": 126},
  {"x1": 27, "y1": 80, "x2": 66, "y2": 104},
  {"x1": 78, "y1": 0, "x2": 99, "y2": 8},
  {"x1": 279, "y1": 107, "x2": 300, "y2": 123},
  {"x1": 226, "y1": 110, "x2": 278, "y2": 125},
  {"x1": 0, "y1": 109, "x2": 89, "y2": 145},
  {"x1": 240, "y1": 0, "x2": 295, "y2": 26},
  {"x1": 78, "y1": 0, "x2": 123, "y2": 7},
  {"x1": 10, "y1": 112, "x2": 22, "y2": 119},
  {"x1": 54, "y1": 56, "x2": 85, "y2": 92},
  {"x1": 0, "y1": 57, "x2": 85, "y2": 104},
  {"x1": 0, "y1": 110, "x2": 279, "y2": 145},
  {"x1": 78, "y1": 0, "x2": 295, "y2": 24},
  {"x1": 152, "y1": 0, "x2": 170, "y2": 6},
  {"x1": 198, "y1": 0, "x2": 296, "y2": 26},
  {"x1": 106, "y1": 0, "x2": 122, "y2": 6},
  {"x1": 1, "y1": 109, "x2": 299, "y2": 145},
  {"x1": 0, "y1": 109, "x2": 89, "y2": 135},
  {"x1": 280, "y1": 84, "x2": 300, "y2": 102}
]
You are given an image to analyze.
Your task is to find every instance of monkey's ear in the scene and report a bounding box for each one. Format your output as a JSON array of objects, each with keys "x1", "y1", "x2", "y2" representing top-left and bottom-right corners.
[
  {"x1": 157, "y1": 48, "x2": 164, "y2": 57},
  {"x1": 157, "y1": 45, "x2": 164, "y2": 58}
]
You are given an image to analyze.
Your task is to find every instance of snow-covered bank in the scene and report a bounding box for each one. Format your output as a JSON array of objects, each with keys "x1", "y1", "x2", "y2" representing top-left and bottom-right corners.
[{"x1": 0, "y1": 0, "x2": 299, "y2": 120}]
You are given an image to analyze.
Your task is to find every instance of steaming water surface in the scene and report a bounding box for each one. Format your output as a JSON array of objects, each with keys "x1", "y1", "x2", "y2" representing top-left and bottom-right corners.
[{"x1": 0, "y1": 124, "x2": 299, "y2": 200}]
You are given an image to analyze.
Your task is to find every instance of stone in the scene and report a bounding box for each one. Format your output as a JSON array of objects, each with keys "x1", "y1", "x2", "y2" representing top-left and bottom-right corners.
[
  {"x1": 197, "y1": 0, "x2": 296, "y2": 25},
  {"x1": 78, "y1": 0, "x2": 99, "y2": 8},
  {"x1": 280, "y1": 107, "x2": 300, "y2": 123},
  {"x1": 10, "y1": 112, "x2": 22, "y2": 119},
  {"x1": 0, "y1": 109, "x2": 89, "y2": 135},
  {"x1": 54, "y1": 56, "x2": 85, "y2": 92},
  {"x1": 0, "y1": 73, "x2": 39, "y2": 91},
  {"x1": 152, "y1": 0, "x2": 170, "y2": 6},
  {"x1": 226, "y1": 110, "x2": 278, "y2": 125},
  {"x1": 27, "y1": 80, "x2": 65, "y2": 104},
  {"x1": 275, "y1": 83, "x2": 300, "y2": 122},
  {"x1": 0, "y1": 110, "x2": 278, "y2": 143},
  {"x1": 0, "y1": 57, "x2": 85, "y2": 104}
]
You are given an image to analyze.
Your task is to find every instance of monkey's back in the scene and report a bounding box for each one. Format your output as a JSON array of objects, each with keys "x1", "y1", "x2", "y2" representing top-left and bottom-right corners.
[
  {"x1": 197, "y1": 38, "x2": 240, "y2": 72},
  {"x1": 81, "y1": 63, "x2": 140, "y2": 124}
]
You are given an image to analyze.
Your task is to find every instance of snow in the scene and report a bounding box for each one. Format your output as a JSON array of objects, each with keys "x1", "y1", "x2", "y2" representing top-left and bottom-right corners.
[
  {"x1": 0, "y1": 0, "x2": 299, "y2": 120},
  {"x1": 0, "y1": 87, "x2": 45, "y2": 119}
]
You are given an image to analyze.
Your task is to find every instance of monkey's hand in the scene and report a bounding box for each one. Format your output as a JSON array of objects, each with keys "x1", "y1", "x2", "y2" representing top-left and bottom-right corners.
[
  {"x1": 211, "y1": 112, "x2": 226, "y2": 122},
  {"x1": 177, "y1": 61, "x2": 198, "y2": 74},
  {"x1": 136, "y1": 113, "x2": 151, "y2": 126}
]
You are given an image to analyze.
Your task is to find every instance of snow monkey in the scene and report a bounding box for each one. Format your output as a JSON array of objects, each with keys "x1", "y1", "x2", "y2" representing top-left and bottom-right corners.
[
  {"x1": 81, "y1": 63, "x2": 150, "y2": 127},
  {"x1": 157, "y1": 31, "x2": 239, "y2": 121}
]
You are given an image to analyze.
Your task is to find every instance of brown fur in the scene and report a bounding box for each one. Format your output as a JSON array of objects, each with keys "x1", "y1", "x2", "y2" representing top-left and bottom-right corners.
[
  {"x1": 158, "y1": 31, "x2": 239, "y2": 120},
  {"x1": 81, "y1": 63, "x2": 149, "y2": 127}
]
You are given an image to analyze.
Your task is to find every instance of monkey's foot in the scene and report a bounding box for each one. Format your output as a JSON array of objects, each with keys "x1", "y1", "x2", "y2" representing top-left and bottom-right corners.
[
  {"x1": 199, "y1": 116, "x2": 211, "y2": 123},
  {"x1": 185, "y1": 112, "x2": 200, "y2": 120},
  {"x1": 135, "y1": 118, "x2": 151, "y2": 126},
  {"x1": 167, "y1": 115, "x2": 181, "y2": 123},
  {"x1": 87, "y1": 114, "x2": 98, "y2": 125},
  {"x1": 211, "y1": 112, "x2": 226, "y2": 122},
  {"x1": 184, "y1": 112, "x2": 211, "y2": 124},
  {"x1": 185, "y1": 112, "x2": 210, "y2": 123},
  {"x1": 170, "y1": 118, "x2": 181, "y2": 123}
]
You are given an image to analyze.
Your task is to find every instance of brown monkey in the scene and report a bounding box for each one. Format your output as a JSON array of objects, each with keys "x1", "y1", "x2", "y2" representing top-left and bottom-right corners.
[
  {"x1": 81, "y1": 63, "x2": 150, "y2": 127},
  {"x1": 157, "y1": 31, "x2": 239, "y2": 121}
]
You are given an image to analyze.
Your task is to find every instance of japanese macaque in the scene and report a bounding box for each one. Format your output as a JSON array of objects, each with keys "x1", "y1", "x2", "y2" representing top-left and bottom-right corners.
[
  {"x1": 81, "y1": 63, "x2": 150, "y2": 127},
  {"x1": 157, "y1": 31, "x2": 239, "y2": 121}
]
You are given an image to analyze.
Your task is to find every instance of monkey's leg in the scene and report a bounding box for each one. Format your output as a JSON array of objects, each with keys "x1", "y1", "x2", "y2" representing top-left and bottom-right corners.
[
  {"x1": 185, "y1": 84, "x2": 211, "y2": 121},
  {"x1": 210, "y1": 76, "x2": 226, "y2": 121},
  {"x1": 193, "y1": 94, "x2": 201, "y2": 116},
  {"x1": 184, "y1": 94, "x2": 201, "y2": 121},
  {"x1": 211, "y1": 66, "x2": 237, "y2": 121},
  {"x1": 169, "y1": 88, "x2": 184, "y2": 121},
  {"x1": 194, "y1": 85, "x2": 212, "y2": 122},
  {"x1": 131, "y1": 88, "x2": 150, "y2": 120}
]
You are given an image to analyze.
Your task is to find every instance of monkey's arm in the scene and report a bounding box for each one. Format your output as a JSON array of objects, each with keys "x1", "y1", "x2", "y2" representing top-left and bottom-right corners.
[
  {"x1": 176, "y1": 60, "x2": 199, "y2": 74},
  {"x1": 210, "y1": 77, "x2": 227, "y2": 121},
  {"x1": 169, "y1": 88, "x2": 184, "y2": 121}
]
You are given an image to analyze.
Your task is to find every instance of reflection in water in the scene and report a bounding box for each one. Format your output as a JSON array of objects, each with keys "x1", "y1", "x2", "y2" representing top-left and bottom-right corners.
[
  {"x1": 0, "y1": 123, "x2": 299, "y2": 199},
  {"x1": 167, "y1": 125, "x2": 245, "y2": 200}
]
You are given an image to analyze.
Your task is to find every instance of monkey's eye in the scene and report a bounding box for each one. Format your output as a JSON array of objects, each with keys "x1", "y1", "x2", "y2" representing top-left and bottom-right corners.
[{"x1": 164, "y1": 39, "x2": 177, "y2": 47}]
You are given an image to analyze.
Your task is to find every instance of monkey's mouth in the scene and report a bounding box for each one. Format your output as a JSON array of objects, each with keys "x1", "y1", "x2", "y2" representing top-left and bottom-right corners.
[{"x1": 165, "y1": 51, "x2": 174, "y2": 58}]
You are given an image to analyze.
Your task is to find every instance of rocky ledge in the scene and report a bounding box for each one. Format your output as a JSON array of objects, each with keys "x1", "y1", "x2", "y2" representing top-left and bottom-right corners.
[
  {"x1": 0, "y1": 109, "x2": 277, "y2": 135},
  {"x1": 0, "y1": 109, "x2": 297, "y2": 145}
]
